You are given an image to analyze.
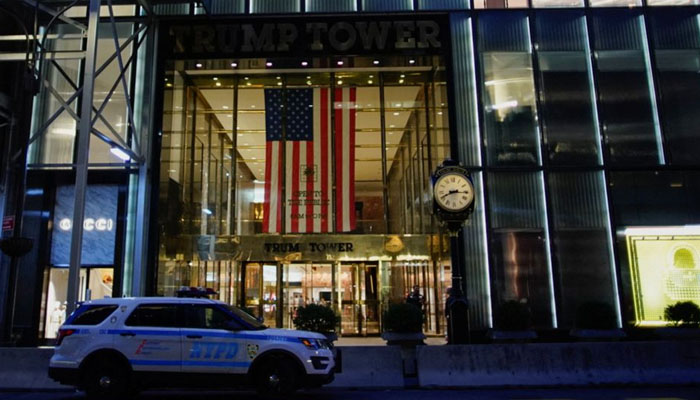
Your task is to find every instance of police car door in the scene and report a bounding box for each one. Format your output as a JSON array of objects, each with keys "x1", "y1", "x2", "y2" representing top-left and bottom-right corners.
[
  {"x1": 181, "y1": 303, "x2": 248, "y2": 374},
  {"x1": 120, "y1": 303, "x2": 181, "y2": 372}
]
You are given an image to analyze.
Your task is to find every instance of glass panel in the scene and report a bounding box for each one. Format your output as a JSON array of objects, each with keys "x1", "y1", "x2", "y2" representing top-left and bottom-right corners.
[
  {"x1": 532, "y1": 0, "x2": 584, "y2": 7},
  {"x1": 362, "y1": 0, "x2": 413, "y2": 11},
  {"x1": 648, "y1": 0, "x2": 700, "y2": 5},
  {"x1": 449, "y1": 14, "x2": 479, "y2": 166},
  {"x1": 548, "y1": 172, "x2": 618, "y2": 328},
  {"x1": 306, "y1": 0, "x2": 357, "y2": 12},
  {"x1": 477, "y1": 12, "x2": 540, "y2": 166},
  {"x1": 244, "y1": 262, "x2": 261, "y2": 317},
  {"x1": 282, "y1": 263, "x2": 333, "y2": 328},
  {"x1": 473, "y1": 0, "x2": 528, "y2": 9},
  {"x1": 609, "y1": 171, "x2": 700, "y2": 226},
  {"x1": 591, "y1": 11, "x2": 661, "y2": 165},
  {"x1": 90, "y1": 22, "x2": 134, "y2": 165},
  {"x1": 534, "y1": 11, "x2": 600, "y2": 166},
  {"x1": 419, "y1": 0, "x2": 469, "y2": 9},
  {"x1": 262, "y1": 264, "x2": 278, "y2": 327},
  {"x1": 487, "y1": 172, "x2": 553, "y2": 328},
  {"x1": 209, "y1": 0, "x2": 245, "y2": 14},
  {"x1": 590, "y1": 0, "x2": 641, "y2": 6},
  {"x1": 30, "y1": 25, "x2": 82, "y2": 165},
  {"x1": 649, "y1": 10, "x2": 700, "y2": 165},
  {"x1": 251, "y1": 0, "x2": 300, "y2": 13}
]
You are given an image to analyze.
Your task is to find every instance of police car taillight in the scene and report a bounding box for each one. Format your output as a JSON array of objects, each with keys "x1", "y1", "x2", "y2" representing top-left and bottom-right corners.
[{"x1": 56, "y1": 329, "x2": 75, "y2": 346}]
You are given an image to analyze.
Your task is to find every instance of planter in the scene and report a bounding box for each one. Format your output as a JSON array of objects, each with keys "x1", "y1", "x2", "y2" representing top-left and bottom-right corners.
[
  {"x1": 486, "y1": 329, "x2": 537, "y2": 343},
  {"x1": 654, "y1": 327, "x2": 700, "y2": 340},
  {"x1": 381, "y1": 332, "x2": 426, "y2": 346},
  {"x1": 569, "y1": 328, "x2": 626, "y2": 341}
]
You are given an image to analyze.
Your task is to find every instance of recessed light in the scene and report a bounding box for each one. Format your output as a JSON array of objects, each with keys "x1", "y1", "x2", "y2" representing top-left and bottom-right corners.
[
  {"x1": 368, "y1": 80, "x2": 373, "y2": 84},
  {"x1": 395, "y1": 103, "x2": 401, "y2": 107},
  {"x1": 195, "y1": 63, "x2": 203, "y2": 68},
  {"x1": 393, "y1": 112, "x2": 399, "y2": 116},
  {"x1": 266, "y1": 62, "x2": 273, "y2": 67},
  {"x1": 301, "y1": 61, "x2": 308, "y2": 66},
  {"x1": 246, "y1": 82, "x2": 251, "y2": 86},
  {"x1": 276, "y1": 76, "x2": 281, "y2": 80},
  {"x1": 251, "y1": 105, "x2": 256, "y2": 108},
  {"x1": 222, "y1": 105, "x2": 229, "y2": 109},
  {"x1": 307, "y1": 80, "x2": 312, "y2": 85},
  {"x1": 399, "y1": 79, "x2": 404, "y2": 84},
  {"x1": 373, "y1": 60, "x2": 379, "y2": 65},
  {"x1": 400, "y1": 74, "x2": 405, "y2": 78},
  {"x1": 277, "y1": 82, "x2": 282, "y2": 86},
  {"x1": 337, "y1": 60, "x2": 344, "y2": 66},
  {"x1": 337, "y1": 80, "x2": 343, "y2": 85},
  {"x1": 231, "y1": 62, "x2": 237, "y2": 67},
  {"x1": 437, "y1": 111, "x2": 443, "y2": 115},
  {"x1": 213, "y1": 77, "x2": 218, "y2": 81},
  {"x1": 409, "y1": 59, "x2": 415, "y2": 64},
  {"x1": 166, "y1": 83, "x2": 172, "y2": 87},
  {"x1": 215, "y1": 82, "x2": 221, "y2": 87},
  {"x1": 390, "y1": 124, "x2": 395, "y2": 128},
  {"x1": 244, "y1": 77, "x2": 249, "y2": 80}
]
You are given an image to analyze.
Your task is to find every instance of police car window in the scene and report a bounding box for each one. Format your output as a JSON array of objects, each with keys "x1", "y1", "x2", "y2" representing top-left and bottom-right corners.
[
  {"x1": 184, "y1": 305, "x2": 240, "y2": 330},
  {"x1": 69, "y1": 305, "x2": 118, "y2": 325},
  {"x1": 125, "y1": 304, "x2": 178, "y2": 327}
]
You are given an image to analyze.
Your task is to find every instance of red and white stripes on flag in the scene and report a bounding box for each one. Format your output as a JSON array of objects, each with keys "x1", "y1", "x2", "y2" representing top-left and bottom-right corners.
[{"x1": 262, "y1": 87, "x2": 356, "y2": 233}]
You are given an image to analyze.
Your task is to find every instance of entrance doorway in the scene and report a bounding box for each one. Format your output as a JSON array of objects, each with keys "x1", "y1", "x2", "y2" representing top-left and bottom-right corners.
[{"x1": 339, "y1": 262, "x2": 379, "y2": 336}]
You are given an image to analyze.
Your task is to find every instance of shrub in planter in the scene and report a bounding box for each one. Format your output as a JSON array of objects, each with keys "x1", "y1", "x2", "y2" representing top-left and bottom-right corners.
[
  {"x1": 575, "y1": 301, "x2": 617, "y2": 330},
  {"x1": 664, "y1": 301, "x2": 700, "y2": 328},
  {"x1": 494, "y1": 300, "x2": 532, "y2": 331},
  {"x1": 383, "y1": 303, "x2": 423, "y2": 333},
  {"x1": 292, "y1": 304, "x2": 339, "y2": 335}
]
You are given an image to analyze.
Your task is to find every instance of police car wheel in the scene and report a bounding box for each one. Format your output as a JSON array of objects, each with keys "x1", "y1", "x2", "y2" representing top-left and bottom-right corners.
[
  {"x1": 255, "y1": 356, "x2": 300, "y2": 395},
  {"x1": 83, "y1": 359, "x2": 130, "y2": 399}
]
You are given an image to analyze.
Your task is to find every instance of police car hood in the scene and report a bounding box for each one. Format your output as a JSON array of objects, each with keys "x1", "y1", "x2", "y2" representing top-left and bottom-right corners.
[{"x1": 254, "y1": 328, "x2": 326, "y2": 339}]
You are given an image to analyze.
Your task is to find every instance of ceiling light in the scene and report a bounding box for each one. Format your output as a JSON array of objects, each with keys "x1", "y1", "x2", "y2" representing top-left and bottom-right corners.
[
  {"x1": 409, "y1": 59, "x2": 415, "y2": 64},
  {"x1": 202, "y1": 208, "x2": 213, "y2": 215},
  {"x1": 166, "y1": 83, "x2": 173, "y2": 87},
  {"x1": 368, "y1": 80, "x2": 373, "y2": 84},
  {"x1": 251, "y1": 105, "x2": 256, "y2": 108},
  {"x1": 213, "y1": 77, "x2": 218, "y2": 81},
  {"x1": 373, "y1": 60, "x2": 379, "y2": 65},
  {"x1": 393, "y1": 112, "x2": 399, "y2": 116},
  {"x1": 337, "y1": 60, "x2": 344, "y2": 66},
  {"x1": 277, "y1": 82, "x2": 282, "y2": 86},
  {"x1": 301, "y1": 61, "x2": 308, "y2": 66},
  {"x1": 437, "y1": 111, "x2": 443, "y2": 115},
  {"x1": 389, "y1": 124, "x2": 395, "y2": 128},
  {"x1": 244, "y1": 76, "x2": 249, "y2": 80},
  {"x1": 231, "y1": 62, "x2": 237, "y2": 67},
  {"x1": 110, "y1": 147, "x2": 131, "y2": 161},
  {"x1": 307, "y1": 80, "x2": 312, "y2": 85},
  {"x1": 400, "y1": 74, "x2": 405, "y2": 78},
  {"x1": 215, "y1": 82, "x2": 221, "y2": 87},
  {"x1": 276, "y1": 76, "x2": 281, "y2": 80},
  {"x1": 266, "y1": 62, "x2": 273, "y2": 67},
  {"x1": 195, "y1": 63, "x2": 203, "y2": 68},
  {"x1": 399, "y1": 79, "x2": 404, "y2": 84},
  {"x1": 246, "y1": 82, "x2": 251, "y2": 86},
  {"x1": 337, "y1": 80, "x2": 343, "y2": 85},
  {"x1": 222, "y1": 105, "x2": 229, "y2": 109}
]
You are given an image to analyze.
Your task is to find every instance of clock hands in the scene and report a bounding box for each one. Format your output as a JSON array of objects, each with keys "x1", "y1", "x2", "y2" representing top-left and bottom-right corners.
[{"x1": 440, "y1": 190, "x2": 470, "y2": 200}]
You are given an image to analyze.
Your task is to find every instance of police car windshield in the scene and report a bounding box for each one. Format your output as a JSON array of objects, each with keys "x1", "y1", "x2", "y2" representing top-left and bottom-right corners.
[{"x1": 222, "y1": 304, "x2": 266, "y2": 330}]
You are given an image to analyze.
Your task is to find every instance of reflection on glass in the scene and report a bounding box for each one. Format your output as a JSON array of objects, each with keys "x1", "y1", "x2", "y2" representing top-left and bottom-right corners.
[
  {"x1": 283, "y1": 263, "x2": 333, "y2": 329},
  {"x1": 534, "y1": 11, "x2": 600, "y2": 165},
  {"x1": 487, "y1": 172, "x2": 553, "y2": 328},
  {"x1": 590, "y1": 11, "x2": 661, "y2": 165},
  {"x1": 478, "y1": 13, "x2": 540, "y2": 166},
  {"x1": 547, "y1": 172, "x2": 617, "y2": 328},
  {"x1": 473, "y1": 0, "x2": 528, "y2": 8},
  {"x1": 650, "y1": 10, "x2": 700, "y2": 165},
  {"x1": 589, "y1": 0, "x2": 641, "y2": 6}
]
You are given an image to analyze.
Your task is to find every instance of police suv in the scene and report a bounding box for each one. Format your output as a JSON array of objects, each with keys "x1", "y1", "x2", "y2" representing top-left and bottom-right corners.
[{"x1": 49, "y1": 291, "x2": 335, "y2": 398}]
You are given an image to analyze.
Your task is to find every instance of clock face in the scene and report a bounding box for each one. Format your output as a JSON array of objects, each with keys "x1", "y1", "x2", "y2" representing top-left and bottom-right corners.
[{"x1": 434, "y1": 172, "x2": 474, "y2": 212}]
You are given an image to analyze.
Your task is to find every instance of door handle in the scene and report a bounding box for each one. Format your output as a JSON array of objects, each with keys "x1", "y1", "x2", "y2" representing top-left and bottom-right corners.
[
  {"x1": 119, "y1": 332, "x2": 135, "y2": 337},
  {"x1": 186, "y1": 334, "x2": 202, "y2": 339}
]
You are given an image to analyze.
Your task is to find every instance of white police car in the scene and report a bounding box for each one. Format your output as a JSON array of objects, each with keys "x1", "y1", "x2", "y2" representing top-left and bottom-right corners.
[{"x1": 48, "y1": 292, "x2": 335, "y2": 398}]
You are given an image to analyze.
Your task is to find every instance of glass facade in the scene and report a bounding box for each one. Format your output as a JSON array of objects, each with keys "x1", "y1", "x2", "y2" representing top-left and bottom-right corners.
[{"x1": 7, "y1": 2, "x2": 700, "y2": 344}]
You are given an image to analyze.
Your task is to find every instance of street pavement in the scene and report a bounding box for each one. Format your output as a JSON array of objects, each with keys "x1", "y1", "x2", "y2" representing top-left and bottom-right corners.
[{"x1": 0, "y1": 387, "x2": 698, "y2": 400}]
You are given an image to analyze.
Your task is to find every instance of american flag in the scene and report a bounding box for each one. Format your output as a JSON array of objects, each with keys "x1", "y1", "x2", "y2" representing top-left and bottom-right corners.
[{"x1": 262, "y1": 87, "x2": 356, "y2": 233}]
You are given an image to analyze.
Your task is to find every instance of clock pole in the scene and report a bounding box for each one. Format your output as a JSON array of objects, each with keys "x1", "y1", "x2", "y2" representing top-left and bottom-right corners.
[{"x1": 432, "y1": 159, "x2": 474, "y2": 345}]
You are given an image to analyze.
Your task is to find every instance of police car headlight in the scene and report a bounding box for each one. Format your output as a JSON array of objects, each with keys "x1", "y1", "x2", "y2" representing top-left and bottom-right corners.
[{"x1": 300, "y1": 338, "x2": 319, "y2": 350}]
